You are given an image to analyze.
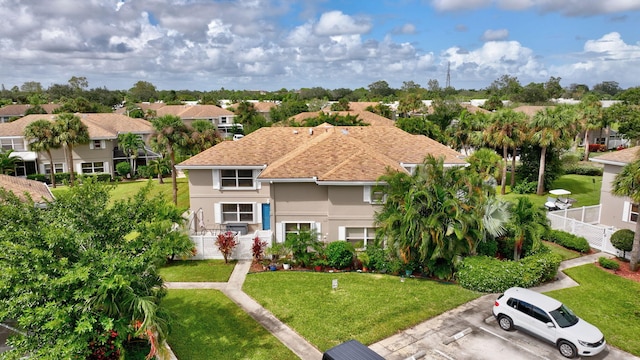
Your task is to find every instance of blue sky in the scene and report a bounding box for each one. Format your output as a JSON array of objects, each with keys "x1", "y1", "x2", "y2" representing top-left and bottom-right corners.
[{"x1": 1, "y1": 0, "x2": 639, "y2": 92}]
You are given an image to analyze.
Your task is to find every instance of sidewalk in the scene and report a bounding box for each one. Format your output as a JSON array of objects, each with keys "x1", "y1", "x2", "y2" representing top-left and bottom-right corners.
[{"x1": 164, "y1": 252, "x2": 613, "y2": 360}]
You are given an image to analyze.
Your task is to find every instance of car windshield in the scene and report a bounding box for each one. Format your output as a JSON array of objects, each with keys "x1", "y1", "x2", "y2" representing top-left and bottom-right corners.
[{"x1": 550, "y1": 304, "x2": 579, "y2": 328}]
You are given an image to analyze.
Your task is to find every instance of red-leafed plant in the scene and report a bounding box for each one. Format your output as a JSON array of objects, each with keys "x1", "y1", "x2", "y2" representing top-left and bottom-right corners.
[
  {"x1": 251, "y1": 236, "x2": 268, "y2": 263},
  {"x1": 216, "y1": 231, "x2": 238, "y2": 263}
]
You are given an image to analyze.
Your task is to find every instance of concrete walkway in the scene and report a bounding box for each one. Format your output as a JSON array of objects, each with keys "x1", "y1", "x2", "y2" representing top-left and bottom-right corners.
[{"x1": 164, "y1": 252, "x2": 613, "y2": 360}]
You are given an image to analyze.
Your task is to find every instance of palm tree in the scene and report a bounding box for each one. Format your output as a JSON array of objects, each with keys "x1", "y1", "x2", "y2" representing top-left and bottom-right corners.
[
  {"x1": 148, "y1": 158, "x2": 170, "y2": 184},
  {"x1": 24, "y1": 119, "x2": 61, "y2": 187},
  {"x1": 611, "y1": 154, "x2": 640, "y2": 271},
  {"x1": 189, "y1": 120, "x2": 220, "y2": 155},
  {"x1": 576, "y1": 94, "x2": 603, "y2": 159},
  {"x1": 508, "y1": 197, "x2": 548, "y2": 260},
  {"x1": 150, "y1": 115, "x2": 190, "y2": 205},
  {"x1": 530, "y1": 106, "x2": 576, "y2": 195},
  {"x1": 54, "y1": 113, "x2": 90, "y2": 186},
  {"x1": 483, "y1": 108, "x2": 527, "y2": 195},
  {"x1": 118, "y1": 132, "x2": 145, "y2": 176},
  {"x1": 0, "y1": 149, "x2": 22, "y2": 175}
]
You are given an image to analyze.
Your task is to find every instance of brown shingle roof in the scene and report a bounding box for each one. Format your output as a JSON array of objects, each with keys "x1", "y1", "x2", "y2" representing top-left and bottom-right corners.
[
  {"x1": 513, "y1": 105, "x2": 551, "y2": 118},
  {"x1": 0, "y1": 174, "x2": 54, "y2": 203},
  {"x1": 253, "y1": 102, "x2": 278, "y2": 112},
  {"x1": 0, "y1": 113, "x2": 153, "y2": 138},
  {"x1": 178, "y1": 125, "x2": 466, "y2": 182},
  {"x1": 591, "y1": 146, "x2": 640, "y2": 166},
  {"x1": 0, "y1": 104, "x2": 59, "y2": 116},
  {"x1": 155, "y1": 104, "x2": 233, "y2": 119}
]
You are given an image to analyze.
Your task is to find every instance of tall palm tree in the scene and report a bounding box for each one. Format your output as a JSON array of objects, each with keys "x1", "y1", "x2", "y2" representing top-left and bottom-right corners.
[
  {"x1": 0, "y1": 149, "x2": 22, "y2": 175},
  {"x1": 612, "y1": 154, "x2": 640, "y2": 271},
  {"x1": 483, "y1": 108, "x2": 527, "y2": 195},
  {"x1": 508, "y1": 197, "x2": 548, "y2": 260},
  {"x1": 118, "y1": 132, "x2": 145, "y2": 176},
  {"x1": 189, "y1": 120, "x2": 220, "y2": 155},
  {"x1": 24, "y1": 119, "x2": 61, "y2": 187},
  {"x1": 150, "y1": 115, "x2": 190, "y2": 205},
  {"x1": 530, "y1": 106, "x2": 575, "y2": 195},
  {"x1": 54, "y1": 113, "x2": 90, "y2": 186},
  {"x1": 576, "y1": 94, "x2": 603, "y2": 159}
]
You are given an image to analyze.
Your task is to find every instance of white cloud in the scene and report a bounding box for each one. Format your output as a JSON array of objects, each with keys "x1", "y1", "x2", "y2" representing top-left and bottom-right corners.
[
  {"x1": 314, "y1": 11, "x2": 372, "y2": 36},
  {"x1": 433, "y1": 0, "x2": 640, "y2": 16},
  {"x1": 431, "y1": 0, "x2": 492, "y2": 12},
  {"x1": 481, "y1": 29, "x2": 509, "y2": 42}
]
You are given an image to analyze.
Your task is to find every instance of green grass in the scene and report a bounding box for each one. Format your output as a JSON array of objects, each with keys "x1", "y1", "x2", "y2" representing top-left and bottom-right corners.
[
  {"x1": 163, "y1": 290, "x2": 297, "y2": 360},
  {"x1": 50, "y1": 177, "x2": 190, "y2": 209},
  {"x1": 243, "y1": 272, "x2": 480, "y2": 351},
  {"x1": 499, "y1": 174, "x2": 602, "y2": 208},
  {"x1": 159, "y1": 260, "x2": 236, "y2": 282},
  {"x1": 544, "y1": 264, "x2": 640, "y2": 356},
  {"x1": 542, "y1": 241, "x2": 582, "y2": 261}
]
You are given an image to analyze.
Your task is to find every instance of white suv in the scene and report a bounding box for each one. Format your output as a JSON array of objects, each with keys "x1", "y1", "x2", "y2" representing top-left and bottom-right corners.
[{"x1": 492, "y1": 287, "x2": 606, "y2": 358}]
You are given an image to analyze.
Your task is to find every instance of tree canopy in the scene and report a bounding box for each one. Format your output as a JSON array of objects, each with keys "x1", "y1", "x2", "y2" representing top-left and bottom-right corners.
[{"x1": 0, "y1": 179, "x2": 194, "y2": 359}]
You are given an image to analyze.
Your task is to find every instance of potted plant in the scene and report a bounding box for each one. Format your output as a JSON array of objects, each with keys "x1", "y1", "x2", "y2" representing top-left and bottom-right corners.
[
  {"x1": 358, "y1": 252, "x2": 370, "y2": 272},
  {"x1": 282, "y1": 258, "x2": 292, "y2": 270},
  {"x1": 313, "y1": 258, "x2": 328, "y2": 272}
]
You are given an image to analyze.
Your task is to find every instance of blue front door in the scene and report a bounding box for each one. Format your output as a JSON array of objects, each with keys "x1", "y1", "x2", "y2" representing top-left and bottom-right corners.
[{"x1": 261, "y1": 203, "x2": 270, "y2": 230}]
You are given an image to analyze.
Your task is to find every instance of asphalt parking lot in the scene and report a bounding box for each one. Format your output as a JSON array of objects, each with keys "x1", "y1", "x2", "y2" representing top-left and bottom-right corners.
[{"x1": 370, "y1": 294, "x2": 638, "y2": 360}]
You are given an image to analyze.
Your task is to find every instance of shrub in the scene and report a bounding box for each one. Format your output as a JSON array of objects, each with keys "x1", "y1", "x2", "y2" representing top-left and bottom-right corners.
[
  {"x1": 598, "y1": 256, "x2": 620, "y2": 270},
  {"x1": 512, "y1": 180, "x2": 537, "y2": 194},
  {"x1": 456, "y1": 252, "x2": 562, "y2": 292},
  {"x1": 364, "y1": 245, "x2": 387, "y2": 272},
  {"x1": 116, "y1": 161, "x2": 131, "y2": 177},
  {"x1": 560, "y1": 151, "x2": 583, "y2": 164},
  {"x1": 611, "y1": 229, "x2": 634, "y2": 257},
  {"x1": 27, "y1": 174, "x2": 47, "y2": 182},
  {"x1": 284, "y1": 231, "x2": 322, "y2": 267},
  {"x1": 588, "y1": 144, "x2": 606, "y2": 152},
  {"x1": 215, "y1": 231, "x2": 238, "y2": 264},
  {"x1": 476, "y1": 238, "x2": 498, "y2": 257},
  {"x1": 563, "y1": 165, "x2": 603, "y2": 176},
  {"x1": 544, "y1": 229, "x2": 591, "y2": 253},
  {"x1": 251, "y1": 236, "x2": 268, "y2": 263},
  {"x1": 136, "y1": 165, "x2": 153, "y2": 179},
  {"x1": 325, "y1": 241, "x2": 355, "y2": 269}
]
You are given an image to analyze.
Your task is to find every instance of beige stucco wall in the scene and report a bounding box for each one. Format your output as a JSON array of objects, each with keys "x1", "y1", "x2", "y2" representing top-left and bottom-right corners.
[
  {"x1": 599, "y1": 164, "x2": 635, "y2": 230},
  {"x1": 38, "y1": 140, "x2": 116, "y2": 176}
]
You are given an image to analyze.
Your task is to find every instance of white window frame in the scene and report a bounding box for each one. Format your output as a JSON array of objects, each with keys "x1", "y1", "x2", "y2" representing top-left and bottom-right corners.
[
  {"x1": 213, "y1": 169, "x2": 261, "y2": 190},
  {"x1": 81, "y1": 161, "x2": 106, "y2": 174},
  {"x1": 1, "y1": 138, "x2": 25, "y2": 151},
  {"x1": 44, "y1": 163, "x2": 64, "y2": 174},
  {"x1": 338, "y1": 226, "x2": 376, "y2": 249},
  {"x1": 275, "y1": 222, "x2": 321, "y2": 243},
  {"x1": 623, "y1": 201, "x2": 638, "y2": 223},
  {"x1": 89, "y1": 140, "x2": 106, "y2": 150},
  {"x1": 363, "y1": 185, "x2": 386, "y2": 204},
  {"x1": 214, "y1": 202, "x2": 260, "y2": 224}
]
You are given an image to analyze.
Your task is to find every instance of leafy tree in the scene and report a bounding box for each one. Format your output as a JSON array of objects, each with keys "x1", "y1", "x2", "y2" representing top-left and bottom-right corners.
[
  {"x1": 483, "y1": 108, "x2": 528, "y2": 194},
  {"x1": 505, "y1": 197, "x2": 548, "y2": 260},
  {"x1": 575, "y1": 94, "x2": 603, "y2": 159},
  {"x1": 530, "y1": 106, "x2": 576, "y2": 195},
  {"x1": 269, "y1": 100, "x2": 308, "y2": 123},
  {"x1": 116, "y1": 161, "x2": 131, "y2": 177},
  {"x1": 129, "y1": 80, "x2": 158, "y2": 103},
  {"x1": 150, "y1": 115, "x2": 190, "y2": 205},
  {"x1": 374, "y1": 156, "x2": 501, "y2": 279},
  {"x1": 395, "y1": 117, "x2": 443, "y2": 142},
  {"x1": 592, "y1": 81, "x2": 621, "y2": 97},
  {"x1": 482, "y1": 95, "x2": 503, "y2": 111},
  {"x1": 467, "y1": 148, "x2": 503, "y2": 182},
  {"x1": 233, "y1": 101, "x2": 270, "y2": 134},
  {"x1": 611, "y1": 229, "x2": 634, "y2": 258},
  {"x1": 397, "y1": 93, "x2": 424, "y2": 117},
  {"x1": 544, "y1": 76, "x2": 563, "y2": 99},
  {"x1": 54, "y1": 113, "x2": 90, "y2": 186},
  {"x1": 0, "y1": 179, "x2": 194, "y2": 359},
  {"x1": 610, "y1": 103, "x2": 640, "y2": 144},
  {"x1": 513, "y1": 82, "x2": 547, "y2": 104},
  {"x1": 300, "y1": 112, "x2": 367, "y2": 127},
  {"x1": 24, "y1": 119, "x2": 61, "y2": 187},
  {"x1": 68, "y1": 75, "x2": 89, "y2": 92},
  {"x1": 365, "y1": 103, "x2": 393, "y2": 119},
  {"x1": 427, "y1": 98, "x2": 463, "y2": 131},
  {"x1": 447, "y1": 110, "x2": 486, "y2": 155},
  {"x1": 367, "y1": 80, "x2": 394, "y2": 98},
  {"x1": 118, "y1": 132, "x2": 145, "y2": 175},
  {"x1": 611, "y1": 154, "x2": 640, "y2": 271},
  {"x1": 617, "y1": 86, "x2": 640, "y2": 105},
  {"x1": 189, "y1": 120, "x2": 221, "y2": 155},
  {"x1": 0, "y1": 149, "x2": 21, "y2": 175},
  {"x1": 330, "y1": 98, "x2": 350, "y2": 111},
  {"x1": 488, "y1": 75, "x2": 522, "y2": 98}
]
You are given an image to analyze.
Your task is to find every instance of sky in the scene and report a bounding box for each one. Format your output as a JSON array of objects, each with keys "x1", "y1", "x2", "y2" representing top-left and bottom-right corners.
[{"x1": 1, "y1": 0, "x2": 640, "y2": 93}]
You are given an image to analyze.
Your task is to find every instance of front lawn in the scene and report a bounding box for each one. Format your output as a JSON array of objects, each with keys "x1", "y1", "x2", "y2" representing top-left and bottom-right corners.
[
  {"x1": 542, "y1": 241, "x2": 582, "y2": 261},
  {"x1": 164, "y1": 289, "x2": 297, "y2": 360},
  {"x1": 159, "y1": 260, "x2": 236, "y2": 282},
  {"x1": 243, "y1": 272, "x2": 480, "y2": 351},
  {"x1": 545, "y1": 264, "x2": 640, "y2": 356},
  {"x1": 499, "y1": 174, "x2": 602, "y2": 208}
]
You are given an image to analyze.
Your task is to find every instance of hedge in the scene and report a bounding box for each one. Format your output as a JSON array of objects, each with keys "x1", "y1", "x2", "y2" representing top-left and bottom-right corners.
[
  {"x1": 563, "y1": 165, "x2": 603, "y2": 176},
  {"x1": 598, "y1": 256, "x2": 620, "y2": 271},
  {"x1": 456, "y1": 252, "x2": 562, "y2": 293},
  {"x1": 544, "y1": 229, "x2": 591, "y2": 253}
]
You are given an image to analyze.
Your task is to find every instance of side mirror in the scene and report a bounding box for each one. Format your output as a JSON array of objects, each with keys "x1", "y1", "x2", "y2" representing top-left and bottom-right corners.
[{"x1": 546, "y1": 322, "x2": 555, "y2": 328}]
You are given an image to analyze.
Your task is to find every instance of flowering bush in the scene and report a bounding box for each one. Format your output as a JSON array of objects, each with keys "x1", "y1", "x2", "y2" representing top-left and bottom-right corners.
[
  {"x1": 251, "y1": 236, "x2": 268, "y2": 262},
  {"x1": 216, "y1": 231, "x2": 238, "y2": 263}
]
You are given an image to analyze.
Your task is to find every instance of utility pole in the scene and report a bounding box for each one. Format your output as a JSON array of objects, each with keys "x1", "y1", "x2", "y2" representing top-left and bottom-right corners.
[{"x1": 445, "y1": 61, "x2": 451, "y2": 88}]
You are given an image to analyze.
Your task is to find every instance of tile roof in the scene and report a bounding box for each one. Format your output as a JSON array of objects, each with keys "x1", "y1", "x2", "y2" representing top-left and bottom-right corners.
[
  {"x1": 0, "y1": 113, "x2": 153, "y2": 138},
  {"x1": 155, "y1": 104, "x2": 234, "y2": 118},
  {"x1": 178, "y1": 125, "x2": 466, "y2": 182},
  {"x1": 591, "y1": 146, "x2": 640, "y2": 166},
  {"x1": 289, "y1": 111, "x2": 395, "y2": 127},
  {"x1": 252, "y1": 102, "x2": 278, "y2": 112},
  {"x1": 512, "y1": 105, "x2": 551, "y2": 118},
  {"x1": 460, "y1": 103, "x2": 491, "y2": 114},
  {"x1": 0, "y1": 174, "x2": 54, "y2": 203}
]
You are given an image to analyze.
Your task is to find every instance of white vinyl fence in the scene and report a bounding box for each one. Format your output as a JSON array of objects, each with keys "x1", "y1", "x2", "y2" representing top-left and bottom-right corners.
[
  {"x1": 547, "y1": 205, "x2": 623, "y2": 257},
  {"x1": 189, "y1": 230, "x2": 273, "y2": 260}
]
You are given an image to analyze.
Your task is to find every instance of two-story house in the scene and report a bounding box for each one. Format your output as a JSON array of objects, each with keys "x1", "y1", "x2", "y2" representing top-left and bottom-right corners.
[
  {"x1": 155, "y1": 104, "x2": 239, "y2": 138},
  {"x1": 0, "y1": 104, "x2": 60, "y2": 123},
  {"x1": 0, "y1": 113, "x2": 160, "y2": 178},
  {"x1": 176, "y1": 124, "x2": 466, "y2": 247}
]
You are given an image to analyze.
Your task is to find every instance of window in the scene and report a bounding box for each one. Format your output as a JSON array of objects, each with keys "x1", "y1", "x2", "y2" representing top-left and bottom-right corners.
[
  {"x1": 344, "y1": 227, "x2": 376, "y2": 249},
  {"x1": 220, "y1": 116, "x2": 228, "y2": 124},
  {"x1": 364, "y1": 185, "x2": 386, "y2": 204},
  {"x1": 221, "y1": 203, "x2": 254, "y2": 223},
  {"x1": 221, "y1": 169, "x2": 254, "y2": 188},
  {"x1": 90, "y1": 140, "x2": 106, "y2": 150},
  {"x1": 81, "y1": 162, "x2": 105, "y2": 174},
  {"x1": 285, "y1": 222, "x2": 312, "y2": 236},
  {"x1": 44, "y1": 163, "x2": 64, "y2": 174},
  {"x1": 631, "y1": 203, "x2": 638, "y2": 222},
  {"x1": 530, "y1": 306, "x2": 552, "y2": 324},
  {"x1": 1, "y1": 138, "x2": 25, "y2": 151}
]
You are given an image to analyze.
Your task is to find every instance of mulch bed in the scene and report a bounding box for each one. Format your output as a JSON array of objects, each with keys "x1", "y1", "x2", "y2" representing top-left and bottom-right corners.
[{"x1": 595, "y1": 257, "x2": 640, "y2": 283}]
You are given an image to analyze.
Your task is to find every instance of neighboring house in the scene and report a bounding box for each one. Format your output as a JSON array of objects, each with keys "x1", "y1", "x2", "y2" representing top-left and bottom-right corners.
[
  {"x1": 155, "y1": 104, "x2": 239, "y2": 138},
  {"x1": 0, "y1": 104, "x2": 60, "y2": 123},
  {"x1": 512, "y1": 105, "x2": 550, "y2": 118},
  {"x1": 0, "y1": 113, "x2": 160, "y2": 178},
  {"x1": 288, "y1": 110, "x2": 395, "y2": 127},
  {"x1": 176, "y1": 124, "x2": 466, "y2": 247},
  {"x1": 251, "y1": 101, "x2": 278, "y2": 122},
  {"x1": 590, "y1": 146, "x2": 640, "y2": 231},
  {"x1": 0, "y1": 174, "x2": 54, "y2": 204}
]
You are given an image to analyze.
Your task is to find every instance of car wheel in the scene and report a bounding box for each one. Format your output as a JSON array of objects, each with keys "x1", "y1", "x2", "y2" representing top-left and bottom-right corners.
[
  {"x1": 497, "y1": 315, "x2": 513, "y2": 331},
  {"x1": 557, "y1": 340, "x2": 577, "y2": 358}
]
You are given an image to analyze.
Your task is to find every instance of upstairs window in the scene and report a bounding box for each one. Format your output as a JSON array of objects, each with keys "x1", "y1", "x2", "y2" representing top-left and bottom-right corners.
[{"x1": 221, "y1": 169, "x2": 254, "y2": 188}]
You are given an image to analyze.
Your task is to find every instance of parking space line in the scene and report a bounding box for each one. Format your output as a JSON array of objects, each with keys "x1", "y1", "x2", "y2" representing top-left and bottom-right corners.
[
  {"x1": 479, "y1": 327, "x2": 551, "y2": 360},
  {"x1": 433, "y1": 349, "x2": 455, "y2": 360}
]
